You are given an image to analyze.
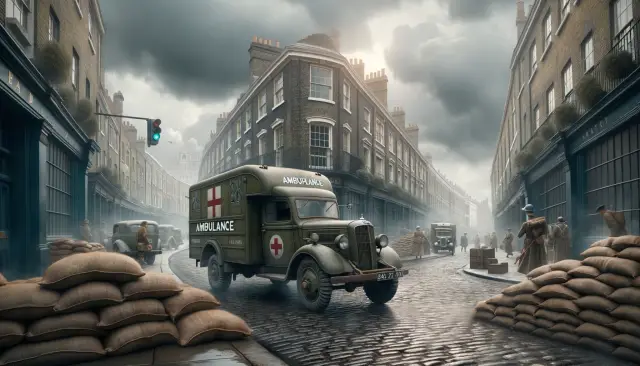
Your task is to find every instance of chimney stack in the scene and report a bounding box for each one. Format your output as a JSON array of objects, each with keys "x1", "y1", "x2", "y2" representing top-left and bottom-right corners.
[
  {"x1": 364, "y1": 69, "x2": 388, "y2": 108},
  {"x1": 390, "y1": 106, "x2": 406, "y2": 128},
  {"x1": 516, "y1": 0, "x2": 527, "y2": 38},
  {"x1": 349, "y1": 58, "x2": 365, "y2": 80},
  {"x1": 249, "y1": 35, "x2": 281, "y2": 82}
]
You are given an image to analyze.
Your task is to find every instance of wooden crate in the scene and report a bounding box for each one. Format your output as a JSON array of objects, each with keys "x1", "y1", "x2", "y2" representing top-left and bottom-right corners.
[{"x1": 488, "y1": 262, "x2": 509, "y2": 274}]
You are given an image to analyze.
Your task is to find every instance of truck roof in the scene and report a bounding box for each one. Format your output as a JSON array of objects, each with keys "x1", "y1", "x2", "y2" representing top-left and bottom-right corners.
[
  {"x1": 432, "y1": 223, "x2": 455, "y2": 226},
  {"x1": 190, "y1": 165, "x2": 334, "y2": 196},
  {"x1": 116, "y1": 220, "x2": 159, "y2": 226}
]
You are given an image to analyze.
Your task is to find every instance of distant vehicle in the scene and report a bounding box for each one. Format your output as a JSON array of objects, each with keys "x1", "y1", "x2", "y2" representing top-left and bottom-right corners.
[
  {"x1": 188, "y1": 165, "x2": 408, "y2": 313},
  {"x1": 158, "y1": 224, "x2": 179, "y2": 250},
  {"x1": 431, "y1": 223, "x2": 456, "y2": 255},
  {"x1": 108, "y1": 220, "x2": 162, "y2": 264},
  {"x1": 173, "y1": 228, "x2": 184, "y2": 248}
]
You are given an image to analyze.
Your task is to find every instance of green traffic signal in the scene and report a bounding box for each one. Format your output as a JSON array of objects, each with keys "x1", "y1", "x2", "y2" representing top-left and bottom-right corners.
[{"x1": 152, "y1": 133, "x2": 160, "y2": 141}]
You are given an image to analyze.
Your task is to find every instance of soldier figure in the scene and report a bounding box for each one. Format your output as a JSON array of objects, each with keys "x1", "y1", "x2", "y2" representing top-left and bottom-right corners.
[
  {"x1": 596, "y1": 205, "x2": 628, "y2": 237},
  {"x1": 136, "y1": 221, "x2": 152, "y2": 265},
  {"x1": 490, "y1": 232, "x2": 498, "y2": 249},
  {"x1": 516, "y1": 204, "x2": 548, "y2": 274},
  {"x1": 413, "y1": 226, "x2": 426, "y2": 259},
  {"x1": 473, "y1": 234, "x2": 481, "y2": 249},
  {"x1": 80, "y1": 219, "x2": 92, "y2": 242},
  {"x1": 460, "y1": 233, "x2": 468, "y2": 252},
  {"x1": 550, "y1": 217, "x2": 571, "y2": 261},
  {"x1": 503, "y1": 228, "x2": 514, "y2": 258}
]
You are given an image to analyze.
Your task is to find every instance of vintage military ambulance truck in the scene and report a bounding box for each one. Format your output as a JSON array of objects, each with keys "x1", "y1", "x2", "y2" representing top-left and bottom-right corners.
[{"x1": 188, "y1": 165, "x2": 408, "y2": 312}]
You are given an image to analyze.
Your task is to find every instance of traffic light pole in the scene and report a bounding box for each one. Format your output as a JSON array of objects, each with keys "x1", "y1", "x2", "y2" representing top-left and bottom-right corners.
[{"x1": 95, "y1": 113, "x2": 152, "y2": 121}]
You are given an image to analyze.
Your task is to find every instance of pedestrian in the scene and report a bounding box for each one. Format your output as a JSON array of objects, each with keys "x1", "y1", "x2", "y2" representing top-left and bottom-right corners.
[
  {"x1": 460, "y1": 233, "x2": 468, "y2": 252},
  {"x1": 413, "y1": 226, "x2": 426, "y2": 259},
  {"x1": 473, "y1": 234, "x2": 481, "y2": 249},
  {"x1": 136, "y1": 221, "x2": 152, "y2": 265},
  {"x1": 516, "y1": 204, "x2": 548, "y2": 275},
  {"x1": 79, "y1": 219, "x2": 92, "y2": 242},
  {"x1": 490, "y1": 232, "x2": 498, "y2": 250},
  {"x1": 596, "y1": 205, "x2": 628, "y2": 237},
  {"x1": 550, "y1": 216, "x2": 571, "y2": 261},
  {"x1": 503, "y1": 228, "x2": 514, "y2": 258}
]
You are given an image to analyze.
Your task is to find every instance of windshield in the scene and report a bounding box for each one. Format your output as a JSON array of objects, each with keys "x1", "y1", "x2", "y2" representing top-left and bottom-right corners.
[{"x1": 295, "y1": 199, "x2": 339, "y2": 219}]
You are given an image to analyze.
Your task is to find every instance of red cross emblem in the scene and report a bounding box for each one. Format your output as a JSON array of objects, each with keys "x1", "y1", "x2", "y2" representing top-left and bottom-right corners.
[
  {"x1": 207, "y1": 186, "x2": 222, "y2": 219},
  {"x1": 269, "y1": 235, "x2": 284, "y2": 259}
]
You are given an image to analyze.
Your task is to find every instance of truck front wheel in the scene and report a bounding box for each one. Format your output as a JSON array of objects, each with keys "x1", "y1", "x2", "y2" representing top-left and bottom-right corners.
[
  {"x1": 364, "y1": 279, "x2": 399, "y2": 304},
  {"x1": 296, "y1": 258, "x2": 332, "y2": 313},
  {"x1": 208, "y1": 254, "x2": 231, "y2": 293}
]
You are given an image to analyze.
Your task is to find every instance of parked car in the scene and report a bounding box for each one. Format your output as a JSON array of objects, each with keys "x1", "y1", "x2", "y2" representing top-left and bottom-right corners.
[{"x1": 107, "y1": 220, "x2": 162, "y2": 264}]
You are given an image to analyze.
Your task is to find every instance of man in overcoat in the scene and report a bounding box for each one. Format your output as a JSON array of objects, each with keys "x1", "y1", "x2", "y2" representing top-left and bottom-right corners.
[
  {"x1": 596, "y1": 205, "x2": 628, "y2": 237},
  {"x1": 460, "y1": 233, "x2": 469, "y2": 252},
  {"x1": 549, "y1": 217, "x2": 571, "y2": 261},
  {"x1": 503, "y1": 228, "x2": 514, "y2": 258},
  {"x1": 516, "y1": 204, "x2": 548, "y2": 274},
  {"x1": 412, "y1": 226, "x2": 426, "y2": 259}
]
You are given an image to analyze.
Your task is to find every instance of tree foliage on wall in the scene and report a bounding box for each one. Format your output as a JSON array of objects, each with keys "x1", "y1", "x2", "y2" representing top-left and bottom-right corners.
[{"x1": 34, "y1": 42, "x2": 71, "y2": 85}]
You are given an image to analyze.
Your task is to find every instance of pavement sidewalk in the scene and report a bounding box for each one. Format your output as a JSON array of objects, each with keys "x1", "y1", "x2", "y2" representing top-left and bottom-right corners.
[
  {"x1": 462, "y1": 250, "x2": 526, "y2": 284},
  {"x1": 400, "y1": 252, "x2": 448, "y2": 262}
]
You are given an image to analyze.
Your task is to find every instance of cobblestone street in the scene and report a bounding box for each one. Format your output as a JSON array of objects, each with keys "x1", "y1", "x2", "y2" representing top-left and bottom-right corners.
[{"x1": 169, "y1": 250, "x2": 629, "y2": 366}]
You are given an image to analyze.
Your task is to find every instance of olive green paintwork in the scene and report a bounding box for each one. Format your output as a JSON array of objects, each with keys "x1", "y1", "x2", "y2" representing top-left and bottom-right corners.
[
  {"x1": 379, "y1": 247, "x2": 403, "y2": 268},
  {"x1": 285, "y1": 244, "x2": 354, "y2": 277},
  {"x1": 111, "y1": 220, "x2": 160, "y2": 252}
]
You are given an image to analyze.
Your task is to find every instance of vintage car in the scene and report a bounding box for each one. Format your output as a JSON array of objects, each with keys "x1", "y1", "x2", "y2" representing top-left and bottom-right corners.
[
  {"x1": 431, "y1": 223, "x2": 456, "y2": 255},
  {"x1": 107, "y1": 220, "x2": 162, "y2": 264},
  {"x1": 158, "y1": 224, "x2": 180, "y2": 250}
]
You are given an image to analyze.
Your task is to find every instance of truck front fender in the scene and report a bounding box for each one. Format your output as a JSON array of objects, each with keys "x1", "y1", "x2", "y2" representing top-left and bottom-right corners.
[
  {"x1": 200, "y1": 240, "x2": 224, "y2": 268},
  {"x1": 286, "y1": 244, "x2": 354, "y2": 279},
  {"x1": 379, "y1": 247, "x2": 403, "y2": 269},
  {"x1": 113, "y1": 239, "x2": 132, "y2": 253}
]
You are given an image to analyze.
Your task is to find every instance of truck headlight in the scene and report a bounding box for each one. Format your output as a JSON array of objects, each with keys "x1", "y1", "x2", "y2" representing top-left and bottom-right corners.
[
  {"x1": 375, "y1": 234, "x2": 389, "y2": 248},
  {"x1": 335, "y1": 234, "x2": 349, "y2": 250},
  {"x1": 309, "y1": 233, "x2": 319, "y2": 244}
]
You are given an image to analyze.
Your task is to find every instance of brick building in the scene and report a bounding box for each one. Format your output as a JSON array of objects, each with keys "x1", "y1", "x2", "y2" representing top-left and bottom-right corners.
[
  {"x1": 491, "y1": 0, "x2": 640, "y2": 255},
  {"x1": 199, "y1": 34, "x2": 474, "y2": 236}
]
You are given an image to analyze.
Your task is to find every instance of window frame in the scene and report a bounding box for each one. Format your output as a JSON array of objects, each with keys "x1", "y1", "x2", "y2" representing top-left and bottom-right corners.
[
  {"x1": 546, "y1": 85, "x2": 555, "y2": 116},
  {"x1": 309, "y1": 65, "x2": 333, "y2": 102},
  {"x1": 581, "y1": 33, "x2": 594, "y2": 72},
  {"x1": 273, "y1": 73, "x2": 284, "y2": 108},
  {"x1": 71, "y1": 49, "x2": 80, "y2": 88},
  {"x1": 562, "y1": 61, "x2": 573, "y2": 97},
  {"x1": 363, "y1": 107, "x2": 372, "y2": 133},
  {"x1": 543, "y1": 12, "x2": 552, "y2": 49},
  {"x1": 530, "y1": 42, "x2": 538, "y2": 74},
  {"x1": 258, "y1": 90, "x2": 267, "y2": 120},
  {"x1": 343, "y1": 81, "x2": 351, "y2": 112},
  {"x1": 48, "y1": 7, "x2": 60, "y2": 42},
  {"x1": 308, "y1": 121, "x2": 333, "y2": 169},
  {"x1": 274, "y1": 124, "x2": 284, "y2": 166}
]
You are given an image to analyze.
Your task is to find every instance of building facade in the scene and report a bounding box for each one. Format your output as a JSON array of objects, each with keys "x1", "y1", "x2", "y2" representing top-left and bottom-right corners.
[
  {"x1": 198, "y1": 34, "x2": 474, "y2": 237},
  {"x1": 491, "y1": 0, "x2": 640, "y2": 255}
]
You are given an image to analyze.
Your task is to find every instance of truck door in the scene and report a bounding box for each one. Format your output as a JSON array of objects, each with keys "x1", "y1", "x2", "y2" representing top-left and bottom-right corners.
[{"x1": 261, "y1": 198, "x2": 295, "y2": 268}]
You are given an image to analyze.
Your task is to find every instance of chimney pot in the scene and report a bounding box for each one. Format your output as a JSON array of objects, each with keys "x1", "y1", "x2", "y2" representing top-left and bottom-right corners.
[
  {"x1": 382, "y1": 68, "x2": 386, "y2": 75},
  {"x1": 268, "y1": 39, "x2": 272, "y2": 46},
  {"x1": 258, "y1": 37, "x2": 263, "y2": 43},
  {"x1": 276, "y1": 41, "x2": 280, "y2": 47},
  {"x1": 252, "y1": 36, "x2": 257, "y2": 42}
]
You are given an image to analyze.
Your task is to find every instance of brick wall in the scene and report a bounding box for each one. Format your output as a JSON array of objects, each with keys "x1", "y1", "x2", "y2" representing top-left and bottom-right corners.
[{"x1": 0, "y1": 0, "x2": 6, "y2": 26}]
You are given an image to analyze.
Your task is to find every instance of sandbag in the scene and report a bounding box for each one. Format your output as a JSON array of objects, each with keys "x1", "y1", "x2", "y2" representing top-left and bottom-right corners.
[
  {"x1": 513, "y1": 321, "x2": 536, "y2": 333},
  {"x1": 597, "y1": 273, "x2": 632, "y2": 288},
  {"x1": 575, "y1": 322, "x2": 618, "y2": 340},
  {"x1": 0, "y1": 336, "x2": 105, "y2": 366},
  {"x1": 539, "y1": 298, "x2": 580, "y2": 316},
  {"x1": 515, "y1": 313, "x2": 536, "y2": 324},
  {"x1": 609, "y1": 287, "x2": 640, "y2": 306},
  {"x1": 531, "y1": 271, "x2": 570, "y2": 286},
  {"x1": 574, "y1": 296, "x2": 618, "y2": 313},
  {"x1": 40, "y1": 252, "x2": 145, "y2": 291},
  {"x1": 491, "y1": 316, "x2": 515, "y2": 328},
  {"x1": 552, "y1": 331, "x2": 580, "y2": 345},
  {"x1": 531, "y1": 328, "x2": 553, "y2": 338},
  {"x1": 527, "y1": 265, "x2": 551, "y2": 279},
  {"x1": 494, "y1": 306, "x2": 516, "y2": 318},
  {"x1": 549, "y1": 322, "x2": 576, "y2": 333},
  {"x1": 473, "y1": 310, "x2": 494, "y2": 321},
  {"x1": 54, "y1": 281, "x2": 123, "y2": 314},
  {"x1": 513, "y1": 294, "x2": 542, "y2": 306},
  {"x1": 616, "y1": 247, "x2": 640, "y2": 262},
  {"x1": 0, "y1": 320, "x2": 24, "y2": 349},
  {"x1": 578, "y1": 309, "x2": 617, "y2": 326},
  {"x1": 611, "y1": 334, "x2": 640, "y2": 352},
  {"x1": 98, "y1": 299, "x2": 168, "y2": 330},
  {"x1": 475, "y1": 300, "x2": 496, "y2": 314},
  {"x1": 103, "y1": 321, "x2": 179, "y2": 356},
  {"x1": 583, "y1": 256, "x2": 640, "y2": 278},
  {"x1": 534, "y1": 317, "x2": 554, "y2": 329},
  {"x1": 534, "y1": 309, "x2": 583, "y2": 326},
  {"x1": 514, "y1": 304, "x2": 537, "y2": 316},
  {"x1": 632, "y1": 277, "x2": 640, "y2": 287},
  {"x1": 550, "y1": 259, "x2": 582, "y2": 272},
  {"x1": 120, "y1": 272, "x2": 183, "y2": 301},
  {"x1": 610, "y1": 320, "x2": 640, "y2": 338},
  {"x1": 568, "y1": 265, "x2": 601, "y2": 279},
  {"x1": 612, "y1": 305, "x2": 640, "y2": 323},
  {"x1": 49, "y1": 249, "x2": 72, "y2": 256},
  {"x1": 163, "y1": 287, "x2": 221, "y2": 321},
  {"x1": 580, "y1": 246, "x2": 617, "y2": 258},
  {"x1": 613, "y1": 347, "x2": 640, "y2": 363},
  {"x1": 534, "y1": 284, "x2": 580, "y2": 300},
  {"x1": 611, "y1": 235, "x2": 640, "y2": 251},
  {"x1": 564, "y1": 278, "x2": 614, "y2": 297},
  {"x1": 176, "y1": 309, "x2": 252, "y2": 346},
  {"x1": 590, "y1": 238, "x2": 614, "y2": 248},
  {"x1": 577, "y1": 336, "x2": 616, "y2": 353},
  {"x1": 501, "y1": 280, "x2": 539, "y2": 296},
  {"x1": 26, "y1": 312, "x2": 102, "y2": 343},
  {"x1": 0, "y1": 273, "x2": 6, "y2": 286},
  {"x1": 0, "y1": 283, "x2": 59, "y2": 321}
]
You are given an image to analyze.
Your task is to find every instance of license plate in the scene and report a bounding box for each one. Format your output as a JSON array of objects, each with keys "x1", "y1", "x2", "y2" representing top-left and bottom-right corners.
[{"x1": 377, "y1": 271, "x2": 403, "y2": 281}]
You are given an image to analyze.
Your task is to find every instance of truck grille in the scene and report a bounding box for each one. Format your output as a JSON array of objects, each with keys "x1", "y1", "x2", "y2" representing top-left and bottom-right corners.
[{"x1": 355, "y1": 225, "x2": 375, "y2": 270}]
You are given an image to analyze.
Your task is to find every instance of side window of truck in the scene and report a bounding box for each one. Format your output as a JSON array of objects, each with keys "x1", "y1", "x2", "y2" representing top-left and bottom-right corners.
[{"x1": 264, "y1": 200, "x2": 291, "y2": 222}]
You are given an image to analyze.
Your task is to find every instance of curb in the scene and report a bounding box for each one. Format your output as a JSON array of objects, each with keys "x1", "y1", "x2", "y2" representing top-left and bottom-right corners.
[
  {"x1": 461, "y1": 265, "x2": 522, "y2": 284},
  {"x1": 401, "y1": 254, "x2": 448, "y2": 263}
]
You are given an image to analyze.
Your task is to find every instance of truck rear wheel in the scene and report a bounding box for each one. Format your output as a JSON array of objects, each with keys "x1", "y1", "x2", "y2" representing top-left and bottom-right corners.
[
  {"x1": 364, "y1": 279, "x2": 399, "y2": 304},
  {"x1": 144, "y1": 253, "x2": 156, "y2": 265},
  {"x1": 296, "y1": 258, "x2": 332, "y2": 313},
  {"x1": 208, "y1": 254, "x2": 231, "y2": 292}
]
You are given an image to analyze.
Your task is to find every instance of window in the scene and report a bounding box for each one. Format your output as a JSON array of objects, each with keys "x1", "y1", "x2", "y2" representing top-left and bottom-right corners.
[
  {"x1": 227, "y1": 131, "x2": 233, "y2": 149},
  {"x1": 530, "y1": 43, "x2": 537, "y2": 73},
  {"x1": 87, "y1": 3, "x2": 93, "y2": 37},
  {"x1": 46, "y1": 143, "x2": 72, "y2": 236},
  {"x1": 560, "y1": 0, "x2": 570, "y2": 19},
  {"x1": 511, "y1": 117, "x2": 518, "y2": 148},
  {"x1": 244, "y1": 109, "x2": 251, "y2": 132},
  {"x1": 244, "y1": 143, "x2": 251, "y2": 161},
  {"x1": 264, "y1": 200, "x2": 291, "y2": 222},
  {"x1": 389, "y1": 161, "x2": 395, "y2": 182},
  {"x1": 582, "y1": 34, "x2": 594, "y2": 72},
  {"x1": 310, "y1": 65, "x2": 332, "y2": 101},
  {"x1": 235, "y1": 150, "x2": 241, "y2": 166},
  {"x1": 109, "y1": 124, "x2": 116, "y2": 149},
  {"x1": 546, "y1": 86, "x2": 555, "y2": 116},
  {"x1": 72, "y1": 49, "x2": 79, "y2": 88},
  {"x1": 342, "y1": 128, "x2": 350, "y2": 153},
  {"x1": 613, "y1": 0, "x2": 633, "y2": 38},
  {"x1": 375, "y1": 155, "x2": 384, "y2": 178},
  {"x1": 388, "y1": 132, "x2": 395, "y2": 153},
  {"x1": 397, "y1": 167, "x2": 402, "y2": 186},
  {"x1": 309, "y1": 124, "x2": 332, "y2": 169},
  {"x1": 85, "y1": 78, "x2": 91, "y2": 99},
  {"x1": 363, "y1": 108, "x2": 371, "y2": 132},
  {"x1": 48, "y1": 7, "x2": 60, "y2": 42},
  {"x1": 396, "y1": 140, "x2": 402, "y2": 159},
  {"x1": 96, "y1": 100, "x2": 104, "y2": 134},
  {"x1": 236, "y1": 120, "x2": 241, "y2": 140},
  {"x1": 534, "y1": 106, "x2": 540, "y2": 129},
  {"x1": 562, "y1": 62, "x2": 573, "y2": 97},
  {"x1": 258, "y1": 90, "x2": 267, "y2": 119},
  {"x1": 543, "y1": 13, "x2": 552, "y2": 49},
  {"x1": 343, "y1": 82, "x2": 351, "y2": 112},
  {"x1": 258, "y1": 136, "x2": 266, "y2": 164},
  {"x1": 274, "y1": 125, "x2": 284, "y2": 166},
  {"x1": 274, "y1": 73, "x2": 284, "y2": 106},
  {"x1": 375, "y1": 118, "x2": 384, "y2": 145},
  {"x1": 363, "y1": 146, "x2": 371, "y2": 170},
  {"x1": 7, "y1": 0, "x2": 28, "y2": 29}
]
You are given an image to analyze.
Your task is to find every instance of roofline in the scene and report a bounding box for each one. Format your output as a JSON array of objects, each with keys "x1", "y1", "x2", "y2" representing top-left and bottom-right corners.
[
  {"x1": 145, "y1": 151, "x2": 189, "y2": 187},
  {"x1": 510, "y1": 0, "x2": 542, "y2": 70},
  {"x1": 491, "y1": 72, "x2": 515, "y2": 169}
]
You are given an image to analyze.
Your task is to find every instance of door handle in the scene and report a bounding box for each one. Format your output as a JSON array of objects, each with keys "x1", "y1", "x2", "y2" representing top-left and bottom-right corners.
[{"x1": 261, "y1": 226, "x2": 266, "y2": 233}]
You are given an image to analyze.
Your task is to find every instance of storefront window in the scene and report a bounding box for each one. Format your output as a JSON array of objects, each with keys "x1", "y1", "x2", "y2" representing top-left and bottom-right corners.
[{"x1": 46, "y1": 142, "x2": 72, "y2": 237}]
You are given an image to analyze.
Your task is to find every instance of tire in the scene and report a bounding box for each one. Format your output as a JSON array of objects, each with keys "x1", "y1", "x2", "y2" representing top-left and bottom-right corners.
[
  {"x1": 112, "y1": 244, "x2": 120, "y2": 253},
  {"x1": 296, "y1": 258, "x2": 332, "y2": 313},
  {"x1": 144, "y1": 253, "x2": 156, "y2": 265},
  {"x1": 208, "y1": 254, "x2": 231, "y2": 292},
  {"x1": 169, "y1": 238, "x2": 177, "y2": 250},
  {"x1": 364, "y1": 279, "x2": 399, "y2": 304}
]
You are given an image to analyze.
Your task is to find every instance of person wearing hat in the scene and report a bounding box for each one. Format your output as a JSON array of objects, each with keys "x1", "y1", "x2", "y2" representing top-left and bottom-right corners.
[
  {"x1": 490, "y1": 231, "x2": 498, "y2": 250},
  {"x1": 515, "y1": 204, "x2": 548, "y2": 274},
  {"x1": 549, "y1": 216, "x2": 571, "y2": 262},
  {"x1": 136, "y1": 221, "x2": 152, "y2": 265},
  {"x1": 460, "y1": 233, "x2": 469, "y2": 252},
  {"x1": 596, "y1": 205, "x2": 628, "y2": 237},
  {"x1": 502, "y1": 228, "x2": 514, "y2": 258},
  {"x1": 413, "y1": 226, "x2": 426, "y2": 259},
  {"x1": 473, "y1": 233, "x2": 481, "y2": 249},
  {"x1": 79, "y1": 219, "x2": 92, "y2": 242}
]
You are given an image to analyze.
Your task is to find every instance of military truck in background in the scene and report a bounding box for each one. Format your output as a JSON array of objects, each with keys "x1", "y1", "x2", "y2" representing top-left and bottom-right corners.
[
  {"x1": 158, "y1": 224, "x2": 179, "y2": 250},
  {"x1": 188, "y1": 165, "x2": 408, "y2": 313},
  {"x1": 431, "y1": 222, "x2": 456, "y2": 255},
  {"x1": 109, "y1": 220, "x2": 162, "y2": 264}
]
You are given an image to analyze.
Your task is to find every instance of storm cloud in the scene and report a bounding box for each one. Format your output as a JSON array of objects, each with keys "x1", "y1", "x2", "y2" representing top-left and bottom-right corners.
[{"x1": 441, "y1": 0, "x2": 517, "y2": 21}]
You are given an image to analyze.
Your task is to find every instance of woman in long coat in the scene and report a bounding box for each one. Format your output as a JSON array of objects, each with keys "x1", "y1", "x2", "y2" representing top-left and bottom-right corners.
[
  {"x1": 490, "y1": 232, "x2": 498, "y2": 249},
  {"x1": 412, "y1": 226, "x2": 425, "y2": 259},
  {"x1": 516, "y1": 204, "x2": 548, "y2": 274}
]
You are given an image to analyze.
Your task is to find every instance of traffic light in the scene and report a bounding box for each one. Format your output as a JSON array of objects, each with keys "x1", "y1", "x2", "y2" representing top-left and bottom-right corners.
[{"x1": 147, "y1": 119, "x2": 162, "y2": 146}]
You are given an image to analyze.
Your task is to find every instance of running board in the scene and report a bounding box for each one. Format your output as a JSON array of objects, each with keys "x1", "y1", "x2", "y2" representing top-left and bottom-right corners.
[{"x1": 256, "y1": 273, "x2": 287, "y2": 282}]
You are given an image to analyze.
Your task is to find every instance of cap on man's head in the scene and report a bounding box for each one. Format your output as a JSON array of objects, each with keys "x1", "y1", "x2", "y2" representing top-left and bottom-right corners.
[
  {"x1": 141, "y1": 221, "x2": 147, "y2": 226},
  {"x1": 558, "y1": 216, "x2": 565, "y2": 222},
  {"x1": 595, "y1": 204, "x2": 606, "y2": 213},
  {"x1": 522, "y1": 204, "x2": 534, "y2": 213},
  {"x1": 416, "y1": 226, "x2": 420, "y2": 230},
  {"x1": 507, "y1": 228, "x2": 511, "y2": 231}
]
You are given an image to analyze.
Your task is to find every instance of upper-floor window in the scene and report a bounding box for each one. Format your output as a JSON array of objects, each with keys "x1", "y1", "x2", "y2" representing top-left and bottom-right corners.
[
  {"x1": 363, "y1": 107, "x2": 371, "y2": 132},
  {"x1": 562, "y1": 62, "x2": 573, "y2": 97},
  {"x1": 309, "y1": 123, "x2": 332, "y2": 169},
  {"x1": 87, "y1": 3, "x2": 93, "y2": 38},
  {"x1": 543, "y1": 12, "x2": 552, "y2": 49},
  {"x1": 244, "y1": 143, "x2": 251, "y2": 161},
  {"x1": 396, "y1": 140, "x2": 402, "y2": 160},
  {"x1": 7, "y1": 0, "x2": 28, "y2": 29},
  {"x1": 244, "y1": 109, "x2": 251, "y2": 132},
  {"x1": 236, "y1": 120, "x2": 241, "y2": 140},
  {"x1": 546, "y1": 86, "x2": 555, "y2": 116},
  {"x1": 534, "y1": 105, "x2": 540, "y2": 129},
  {"x1": 48, "y1": 7, "x2": 60, "y2": 42},
  {"x1": 258, "y1": 90, "x2": 267, "y2": 119},
  {"x1": 343, "y1": 82, "x2": 351, "y2": 112},
  {"x1": 530, "y1": 43, "x2": 537, "y2": 74},
  {"x1": 342, "y1": 127, "x2": 351, "y2": 153},
  {"x1": 85, "y1": 78, "x2": 91, "y2": 99},
  {"x1": 363, "y1": 146, "x2": 371, "y2": 169},
  {"x1": 274, "y1": 125, "x2": 284, "y2": 166},
  {"x1": 274, "y1": 73, "x2": 284, "y2": 106},
  {"x1": 375, "y1": 118, "x2": 384, "y2": 145},
  {"x1": 388, "y1": 132, "x2": 395, "y2": 153},
  {"x1": 310, "y1": 65, "x2": 332, "y2": 101},
  {"x1": 560, "y1": 0, "x2": 570, "y2": 19},
  {"x1": 613, "y1": 0, "x2": 633, "y2": 39},
  {"x1": 227, "y1": 130, "x2": 232, "y2": 149},
  {"x1": 72, "y1": 49, "x2": 79, "y2": 88},
  {"x1": 582, "y1": 34, "x2": 594, "y2": 72}
]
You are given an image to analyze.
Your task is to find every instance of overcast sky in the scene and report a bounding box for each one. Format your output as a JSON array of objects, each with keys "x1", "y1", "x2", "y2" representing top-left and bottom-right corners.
[{"x1": 101, "y1": 0, "x2": 524, "y2": 203}]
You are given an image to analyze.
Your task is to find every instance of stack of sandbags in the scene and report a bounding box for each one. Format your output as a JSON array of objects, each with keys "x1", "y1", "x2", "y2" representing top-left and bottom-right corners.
[
  {"x1": 472, "y1": 235, "x2": 640, "y2": 364},
  {"x1": 49, "y1": 238, "x2": 106, "y2": 264},
  {"x1": 390, "y1": 233, "x2": 415, "y2": 257}
]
